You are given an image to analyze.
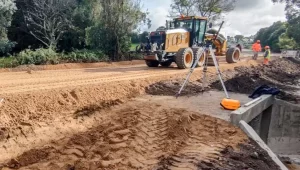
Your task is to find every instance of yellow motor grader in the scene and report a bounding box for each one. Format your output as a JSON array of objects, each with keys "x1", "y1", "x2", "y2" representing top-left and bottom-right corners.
[{"x1": 136, "y1": 16, "x2": 241, "y2": 69}]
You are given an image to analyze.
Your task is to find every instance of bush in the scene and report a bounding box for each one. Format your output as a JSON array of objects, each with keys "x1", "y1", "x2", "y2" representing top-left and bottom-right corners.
[
  {"x1": 60, "y1": 49, "x2": 109, "y2": 63},
  {"x1": 0, "y1": 56, "x2": 19, "y2": 68},
  {"x1": 0, "y1": 40, "x2": 16, "y2": 56},
  {"x1": 16, "y1": 48, "x2": 59, "y2": 65}
]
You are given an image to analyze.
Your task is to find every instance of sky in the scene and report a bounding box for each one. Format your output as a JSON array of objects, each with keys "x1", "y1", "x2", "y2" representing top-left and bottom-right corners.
[{"x1": 141, "y1": 0, "x2": 287, "y2": 37}]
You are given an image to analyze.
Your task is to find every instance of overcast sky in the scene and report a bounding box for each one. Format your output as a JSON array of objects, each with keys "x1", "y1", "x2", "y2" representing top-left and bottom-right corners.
[{"x1": 141, "y1": 0, "x2": 286, "y2": 37}]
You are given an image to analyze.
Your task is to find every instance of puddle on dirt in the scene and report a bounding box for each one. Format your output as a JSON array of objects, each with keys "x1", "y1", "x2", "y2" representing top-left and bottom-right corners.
[{"x1": 137, "y1": 90, "x2": 252, "y2": 121}]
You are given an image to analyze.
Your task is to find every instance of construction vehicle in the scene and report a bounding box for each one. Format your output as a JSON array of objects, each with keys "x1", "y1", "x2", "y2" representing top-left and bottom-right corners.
[
  {"x1": 176, "y1": 21, "x2": 241, "y2": 110},
  {"x1": 136, "y1": 16, "x2": 241, "y2": 69}
]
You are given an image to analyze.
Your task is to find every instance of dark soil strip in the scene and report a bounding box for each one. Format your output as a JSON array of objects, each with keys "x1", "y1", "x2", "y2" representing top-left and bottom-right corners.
[
  {"x1": 211, "y1": 58, "x2": 300, "y2": 104},
  {"x1": 156, "y1": 139, "x2": 280, "y2": 170}
]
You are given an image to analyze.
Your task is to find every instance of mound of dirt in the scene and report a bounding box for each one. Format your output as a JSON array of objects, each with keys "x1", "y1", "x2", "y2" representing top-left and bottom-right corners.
[
  {"x1": 0, "y1": 102, "x2": 280, "y2": 170},
  {"x1": 145, "y1": 80, "x2": 208, "y2": 96},
  {"x1": 212, "y1": 58, "x2": 300, "y2": 103}
]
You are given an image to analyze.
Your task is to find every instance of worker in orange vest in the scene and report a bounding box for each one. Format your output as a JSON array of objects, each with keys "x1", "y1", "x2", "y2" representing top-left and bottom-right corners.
[{"x1": 252, "y1": 40, "x2": 262, "y2": 60}]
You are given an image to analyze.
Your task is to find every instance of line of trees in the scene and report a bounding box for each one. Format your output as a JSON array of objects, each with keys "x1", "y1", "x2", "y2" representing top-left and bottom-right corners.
[
  {"x1": 255, "y1": 0, "x2": 300, "y2": 52},
  {"x1": 169, "y1": 0, "x2": 236, "y2": 23},
  {"x1": 0, "y1": 0, "x2": 151, "y2": 62}
]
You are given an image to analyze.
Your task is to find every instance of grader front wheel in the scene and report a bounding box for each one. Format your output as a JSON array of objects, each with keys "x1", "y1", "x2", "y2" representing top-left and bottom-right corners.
[
  {"x1": 175, "y1": 48, "x2": 194, "y2": 69},
  {"x1": 192, "y1": 47, "x2": 206, "y2": 67}
]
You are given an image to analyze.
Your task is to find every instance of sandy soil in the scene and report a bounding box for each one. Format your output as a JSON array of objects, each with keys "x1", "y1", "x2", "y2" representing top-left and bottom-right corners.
[
  {"x1": 0, "y1": 58, "x2": 258, "y2": 129},
  {"x1": 0, "y1": 60, "x2": 146, "y2": 73},
  {"x1": 0, "y1": 56, "x2": 283, "y2": 169},
  {"x1": 0, "y1": 102, "x2": 279, "y2": 170}
]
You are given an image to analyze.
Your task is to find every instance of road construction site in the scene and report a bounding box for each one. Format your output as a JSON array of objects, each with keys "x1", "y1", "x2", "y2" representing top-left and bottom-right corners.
[{"x1": 0, "y1": 54, "x2": 300, "y2": 170}]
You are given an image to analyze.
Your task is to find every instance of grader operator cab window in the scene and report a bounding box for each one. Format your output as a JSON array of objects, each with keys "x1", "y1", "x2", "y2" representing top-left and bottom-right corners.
[
  {"x1": 194, "y1": 19, "x2": 207, "y2": 44},
  {"x1": 174, "y1": 20, "x2": 193, "y2": 30},
  {"x1": 173, "y1": 18, "x2": 207, "y2": 44}
]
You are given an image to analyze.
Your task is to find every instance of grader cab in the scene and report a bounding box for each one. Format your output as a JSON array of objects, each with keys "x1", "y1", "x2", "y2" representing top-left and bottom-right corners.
[{"x1": 137, "y1": 16, "x2": 241, "y2": 69}]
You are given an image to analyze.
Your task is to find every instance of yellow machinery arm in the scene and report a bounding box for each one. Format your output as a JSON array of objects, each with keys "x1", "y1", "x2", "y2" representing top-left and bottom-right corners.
[{"x1": 205, "y1": 33, "x2": 227, "y2": 56}]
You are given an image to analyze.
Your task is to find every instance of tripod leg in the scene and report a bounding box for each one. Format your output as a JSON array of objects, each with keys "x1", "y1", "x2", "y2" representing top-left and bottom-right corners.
[
  {"x1": 176, "y1": 48, "x2": 206, "y2": 98},
  {"x1": 209, "y1": 45, "x2": 230, "y2": 99},
  {"x1": 202, "y1": 50, "x2": 209, "y2": 88}
]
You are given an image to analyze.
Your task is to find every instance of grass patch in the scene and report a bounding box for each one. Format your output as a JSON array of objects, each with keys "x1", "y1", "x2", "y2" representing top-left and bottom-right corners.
[
  {"x1": 130, "y1": 43, "x2": 139, "y2": 51},
  {"x1": 0, "y1": 57, "x2": 19, "y2": 68}
]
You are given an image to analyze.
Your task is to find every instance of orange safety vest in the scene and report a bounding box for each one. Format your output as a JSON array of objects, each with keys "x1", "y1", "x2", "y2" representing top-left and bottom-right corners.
[{"x1": 252, "y1": 43, "x2": 262, "y2": 52}]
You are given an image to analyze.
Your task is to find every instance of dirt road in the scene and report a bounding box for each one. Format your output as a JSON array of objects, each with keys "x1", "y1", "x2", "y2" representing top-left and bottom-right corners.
[
  {"x1": 1, "y1": 56, "x2": 285, "y2": 170},
  {"x1": 0, "y1": 57, "x2": 255, "y2": 94},
  {"x1": 0, "y1": 57, "x2": 258, "y2": 153}
]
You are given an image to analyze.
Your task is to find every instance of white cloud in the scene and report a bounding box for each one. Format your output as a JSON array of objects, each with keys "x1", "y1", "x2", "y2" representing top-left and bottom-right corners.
[
  {"x1": 148, "y1": 7, "x2": 169, "y2": 31},
  {"x1": 222, "y1": 0, "x2": 286, "y2": 36},
  {"x1": 141, "y1": 0, "x2": 286, "y2": 36}
]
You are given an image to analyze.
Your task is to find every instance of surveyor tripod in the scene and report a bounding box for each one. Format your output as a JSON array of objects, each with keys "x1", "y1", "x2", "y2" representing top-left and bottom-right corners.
[{"x1": 175, "y1": 41, "x2": 230, "y2": 99}]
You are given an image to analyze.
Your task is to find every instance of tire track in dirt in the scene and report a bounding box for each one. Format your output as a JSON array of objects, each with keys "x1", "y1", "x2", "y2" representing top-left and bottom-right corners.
[
  {"x1": 0, "y1": 70, "x2": 183, "y2": 94},
  {"x1": 2, "y1": 102, "x2": 255, "y2": 170},
  {"x1": 123, "y1": 106, "x2": 169, "y2": 169},
  {"x1": 0, "y1": 59, "x2": 257, "y2": 94},
  {"x1": 0, "y1": 65, "x2": 152, "y2": 86}
]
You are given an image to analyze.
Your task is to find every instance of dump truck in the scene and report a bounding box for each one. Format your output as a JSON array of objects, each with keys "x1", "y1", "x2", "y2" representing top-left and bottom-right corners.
[{"x1": 136, "y1": 16, "x2": 241, "y2": 69}]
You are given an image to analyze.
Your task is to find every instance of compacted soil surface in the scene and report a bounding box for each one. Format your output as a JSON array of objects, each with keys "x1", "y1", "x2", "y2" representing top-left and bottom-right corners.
[
  {"x1": 1, "y1": 102, "x2": 280, "y2": 170},
  {"x1": 0, "y1": 57, "x2": 285, "y2": 169}
]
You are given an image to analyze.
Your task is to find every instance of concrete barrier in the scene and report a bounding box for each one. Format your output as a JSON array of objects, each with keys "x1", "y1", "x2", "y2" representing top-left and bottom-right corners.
[
  {"x1": 231, "y1": 95, "x2": 274, "y2": 143},
  {"x1": 230, "y1": 95, "x2": 300, "y2": 169},
  {"x1": 268, "y1": 99, "x2": 300, "y2": 155}
]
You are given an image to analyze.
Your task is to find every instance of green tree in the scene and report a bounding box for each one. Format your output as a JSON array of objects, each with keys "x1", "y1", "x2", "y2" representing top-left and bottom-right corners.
[
  {"x1": 286, "y1": 16, "x2": 300, "y2": 46},
  {"x1": 58, "y1": 0, "x2": 97, "y2": 52},
  {"x1": 7, "y1": 0, "x2": 43, "y2": 52},
  {"x1": 278, "y1": 32, "x2": 298, "y2": 50},
  {"x1": 234, "y1": 35, "x2": 244, "y2": 43},
  {"x1": 22, "y1": 0, "x2": 77, "y2": 49},
  {"x1": 8, "y1": 0, "x2": 97, "y2": 52},
  {"x1": 255, "y1": 21, "x2": 286, "y2": 52},
  {"x1": 0, "y1": 0, "x2": 17, "y2": 56},
  {"x1": 130, "y1": 32, "x2": 140, "y2": 44},
  {"x1": 169, "y1": 0, "x2": 196, "y2": 17},
  {"x1": 86, "y1": 0, "x2": 150, "y2": 61},
  {"x1": 0, "y1": 0, "x2": 17, "y2": 38},
  {"x1": 139, "y1": 31, "x2": 149, "y2": 43},
  {"x1": 272, "y1": 0, "x2": 300, "y2": 46},
  {"x1": 169, "y1": 0, "x2": 236, "y2": 21}
]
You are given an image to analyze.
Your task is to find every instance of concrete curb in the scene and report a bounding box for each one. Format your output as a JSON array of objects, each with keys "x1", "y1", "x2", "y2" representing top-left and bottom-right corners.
[
  {"x1": 239, "y1": 120, "x2": 288, "y2": 170},
  {"x1": 231, "y1": 95, "x2": 274, "y2": 126}
]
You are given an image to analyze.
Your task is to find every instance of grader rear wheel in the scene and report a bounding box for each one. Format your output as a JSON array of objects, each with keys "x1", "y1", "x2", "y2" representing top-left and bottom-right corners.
[
  {"x1": 175, "y1": 48, "x2": 194, "y2": 69},
  {"x1": 192, "y1": 47, "x2": 206, "y2": 67},
  {"x1": 226, "y1": 47, "x2": 241, "y2": 63}
]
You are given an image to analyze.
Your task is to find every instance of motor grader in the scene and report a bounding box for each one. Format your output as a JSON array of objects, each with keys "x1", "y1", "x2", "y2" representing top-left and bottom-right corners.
[{"x1": 136, "y1": 16, "x2": 241, "y2": 69}]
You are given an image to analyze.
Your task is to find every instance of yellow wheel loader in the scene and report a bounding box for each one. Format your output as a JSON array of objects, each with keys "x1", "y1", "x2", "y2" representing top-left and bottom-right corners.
[{"x1": 137, "y1": 16, "x2": 241, "y2": 69}]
